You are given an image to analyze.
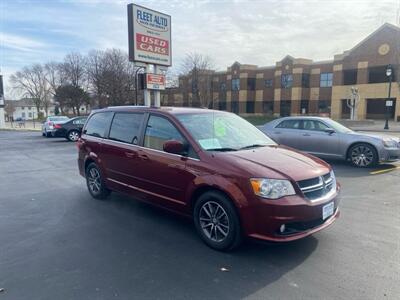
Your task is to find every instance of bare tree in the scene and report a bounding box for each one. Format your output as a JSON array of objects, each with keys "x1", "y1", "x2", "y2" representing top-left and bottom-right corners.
[
  {"x1": 180, "y1": 52, "x2": 215, "y2": 108},
  {"x1": 61, "y1": 52, "x2": 88, "y2": 89},
  {"x1": 10, "y1": 64, "x2": 51, "y2": 116},
  {"x1": 87, "y1": 48, "x2": 136, "y2": 107}
]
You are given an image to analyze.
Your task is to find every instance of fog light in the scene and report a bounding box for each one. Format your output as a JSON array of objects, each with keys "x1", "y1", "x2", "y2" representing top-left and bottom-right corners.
[{"x1": 280, "y1": 224, "x2": 286, "y2": 233}]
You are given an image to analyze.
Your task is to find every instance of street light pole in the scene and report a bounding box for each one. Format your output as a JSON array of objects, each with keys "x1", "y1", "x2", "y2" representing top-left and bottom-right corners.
[{"x1": 384, "y1": 65, "x2": 393, "y2": 130}]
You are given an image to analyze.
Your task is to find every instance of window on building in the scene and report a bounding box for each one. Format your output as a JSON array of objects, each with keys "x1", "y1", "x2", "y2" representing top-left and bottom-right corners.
[
  {"x1": 85, "y1": 112, "x2": 113, "y2": 138},
  {"x1": 262, "y1": 101, "x2": 274, "y2": 114},
  {"x1": 318, "y1": 100, "x2": 331, "y2": 113},
  {"x1": 300, "y1": 100, "x2": 309, "y2": 114},
  {"x1": 231, "y1": 101, "x2": 239, "y2": 114},
  {"x1": 343, "y1": 69, "x2": 357, "y2": 85},
  {"x1": 231, "y1": 78, "x2": 240, "y2": 91},
  {"x1": 302, "y1": 74, "x2": 310, "y2": 88},
  {"x1": 246, "y1": 101, "x2": 255, "y2": 113},
  {"x1": 368, "y1": 66, "x2": 396, "y2": 83},
  {"x1": 218, "y1": 102, "x2": 227, "y2": 111},
  {"x1": 264, "y1": 79, "x2": 273, "y2": 88},
  {"x1": 109, "y1": 113, "x2": 144, "y2": 144},
  {"x1": 281, "y1": 74, "x2": 293, "y2": 88},
  {"x1": 320, "y1": 73, "x2": 333, "y2": 87},
  {"x1": 144, "y1": 115, "x2": 185, "y2": 151},
  {"x1": 28, "y1": 112, "x2": 32, "y2": 118},
  {"x1": 21, "y1": 112, "x2": 26, "y2": 118},
  {"x1": 21, "y1": 106, "x2": 25, "y2": 110},
  {"x1": 28, "y1": 107, "x2": 31, "y2": 110},
  {"x1": 247, "y1": 78, "x2": 256, "y2": 90},
  {"x1": 220, "y1": 82, "x2": 226, "y2": 91}
]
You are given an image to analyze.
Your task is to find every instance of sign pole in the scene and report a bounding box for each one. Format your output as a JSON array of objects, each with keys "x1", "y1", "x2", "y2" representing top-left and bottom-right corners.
[
  {"x1": 154, "y1": 65, "x2": 161, "y2": 107},
  {"x1": 144, "y1": 64, "x2": 151, "y2": 106},
  {"x1": 0, "y1": 75, "x2": 5, "y2": 129}
]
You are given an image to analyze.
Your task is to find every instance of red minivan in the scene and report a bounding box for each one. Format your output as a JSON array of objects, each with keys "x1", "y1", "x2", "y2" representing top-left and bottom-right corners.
[{"x1": 78, "y1": 106, "x2": 340, "y2": 251}]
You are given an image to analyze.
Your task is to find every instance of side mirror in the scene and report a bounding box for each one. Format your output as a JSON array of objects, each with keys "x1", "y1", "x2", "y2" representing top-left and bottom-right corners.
[
  {"x1": 324, "y1": 128, "x2": 335, "y2": 135},
  {"x1": 163, "y1": 140, "x2": 187, "y2": 156}
]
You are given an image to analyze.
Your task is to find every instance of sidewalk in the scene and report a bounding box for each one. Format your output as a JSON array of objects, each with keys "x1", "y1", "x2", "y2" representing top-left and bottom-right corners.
[
  {"x1": 1, "y1": 121, "x2": 41, "y2": 131},
  {"x1": 344, "y1": 120, "x2": 400, "y2": 133}
]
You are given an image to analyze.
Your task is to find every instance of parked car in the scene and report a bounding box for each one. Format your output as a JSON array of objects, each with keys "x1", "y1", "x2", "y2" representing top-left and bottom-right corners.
[
  {"x1": 261, "y1": 116, "x2": 400, "y2": 168},
  {"x1": 77, "y1": 107, "x2": 340, "y2": 251},
  {"x1": 51, "y1": 116, "x2": 88, "y2": 141},
  {"x1": 41, "y1": 116, "x2": 70, "y2": 137}
]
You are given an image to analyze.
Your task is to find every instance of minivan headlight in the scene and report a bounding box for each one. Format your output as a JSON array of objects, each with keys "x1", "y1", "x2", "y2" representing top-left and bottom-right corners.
[{"x1": 250, "y1": 178, "x2": 296, "y2": 199}]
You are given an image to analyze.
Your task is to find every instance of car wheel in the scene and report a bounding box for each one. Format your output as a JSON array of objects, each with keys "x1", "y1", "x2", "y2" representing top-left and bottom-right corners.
[
  {"x1": 193, "y1": 191, "x2": 242, "y2": 251},
  {"x1": 67, "y1": 130, "x2": 80, "y2": 142},
  {"x1": 85, "y1": 163, "x2": 111, "y2": 199},
  {"x1": 349, "y1": 143, "x2": 378, "y2": 168}
]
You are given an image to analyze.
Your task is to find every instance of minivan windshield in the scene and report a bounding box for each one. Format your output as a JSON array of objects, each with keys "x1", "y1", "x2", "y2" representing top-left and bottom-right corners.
[{"x1": 176, "y1": 112, "x2": 276, "y2": 151}]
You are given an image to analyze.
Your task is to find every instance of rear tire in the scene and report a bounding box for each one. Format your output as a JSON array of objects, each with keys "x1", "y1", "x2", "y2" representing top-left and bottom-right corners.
[
  {"x1": 85, "y1": 163, "x2": 111, "y2": 199},
  {"x1": 348, "y1": 143, "x2": 378, "y2": 168},
  {"x1": 193, "y1": 191, "x2": 242, "y2": 251}
]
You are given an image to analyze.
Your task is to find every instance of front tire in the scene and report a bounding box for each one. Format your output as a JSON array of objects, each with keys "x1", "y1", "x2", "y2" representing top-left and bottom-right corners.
[
  {"x1": 85, "y1": 163, "x2": 111, "y2": 199},
  {"x1": 349, "y1": 143, "x2": 378, "y2": 168},
  {"x1": 67, "y1": 130, "x2": 80, "y2": 142},
  {"x1": 193, "y1": 191, "x2": 242, "y2": 251}
]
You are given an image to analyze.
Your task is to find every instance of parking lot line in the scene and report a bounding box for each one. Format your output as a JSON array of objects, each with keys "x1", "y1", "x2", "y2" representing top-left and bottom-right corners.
[{"x1": 370, "y1": 166, "x2": 400, "y2": 175}]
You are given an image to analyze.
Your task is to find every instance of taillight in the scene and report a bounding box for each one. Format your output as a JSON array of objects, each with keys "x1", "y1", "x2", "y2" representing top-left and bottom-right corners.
[{"x1": 54, "y1": 124, "x2": 62, "y2": 129}]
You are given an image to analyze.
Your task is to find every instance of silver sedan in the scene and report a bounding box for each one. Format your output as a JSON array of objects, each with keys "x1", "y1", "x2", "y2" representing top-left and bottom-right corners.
[{"x1": 261, "y1": 117, "x2": 400, "y2": 167}]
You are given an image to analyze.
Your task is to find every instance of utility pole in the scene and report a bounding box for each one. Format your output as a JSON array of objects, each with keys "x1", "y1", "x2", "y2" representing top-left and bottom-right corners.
[{"x1": 0, "y1": 74, "x2": 6, "y2": 129}]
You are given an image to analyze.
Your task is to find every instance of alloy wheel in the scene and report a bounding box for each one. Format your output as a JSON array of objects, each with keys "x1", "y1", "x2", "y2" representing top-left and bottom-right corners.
[
  {"x1": 351, "y1": 145, "x2": 374, "y2": 167},
  {"x1": 199, "y1": 201, "x2": 230, "y2": 242},
  {"x1": 69, "y1": 131, "x2": 79, "y2": 141},
  {"x1": 88, "y1": 167, "x2": 101, "y2": 194}
]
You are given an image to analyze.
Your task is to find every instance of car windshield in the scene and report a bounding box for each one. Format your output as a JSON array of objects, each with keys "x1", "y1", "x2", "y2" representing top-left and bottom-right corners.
[
  {"x1": 324, "y1": 119, "x2": 353, "y2": 133},
  {"x1": 49, "y1": 116, "x2": 69, "y2": 121},
  {"x1": 176, "y1": 112, "x2": 276, "y2": 151}
]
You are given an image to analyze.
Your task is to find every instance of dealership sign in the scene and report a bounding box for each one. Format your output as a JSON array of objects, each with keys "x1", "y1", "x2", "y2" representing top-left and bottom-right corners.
[
  {"x1": 128, "y1": 4, "x2": 171, "y2": 66},
  {"x1": 146, "y1": 73, "x2": 166, "y2": 90}
]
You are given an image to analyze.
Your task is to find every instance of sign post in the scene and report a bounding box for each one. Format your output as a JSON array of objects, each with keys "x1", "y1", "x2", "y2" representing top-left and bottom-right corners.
[
  {"x1": 0, "y1": 75, "x2": 5, "y2": 129},
  {"x1": 127, "y1": 3, "x2": 171, "y2": 107}
]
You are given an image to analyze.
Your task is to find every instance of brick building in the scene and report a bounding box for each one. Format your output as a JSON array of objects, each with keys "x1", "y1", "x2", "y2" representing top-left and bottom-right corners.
[{"x1": 161, "y1": 23, "x2": 400, "y2": 121}]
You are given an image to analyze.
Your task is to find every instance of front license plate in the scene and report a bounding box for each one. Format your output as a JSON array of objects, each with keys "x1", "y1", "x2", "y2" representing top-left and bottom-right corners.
[{"x1": 322, "y1": 202, "x2": 334, "y2": 220}]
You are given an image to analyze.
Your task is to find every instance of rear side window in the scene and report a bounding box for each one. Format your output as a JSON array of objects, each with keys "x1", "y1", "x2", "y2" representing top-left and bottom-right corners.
[
  {"x1": 144, "y1": 115, "x2": 185, "y2": 151},
  {"x1": 303, "y1": 120, "x2": 329, "y2": 131},
  {"x1": 109, "y1": 113, "x2": 144, "y2": 144},
  {"x1": 73, "y1": 118, "x2": 86, "y2": 125},
  {"x1": 276, "y1": 120, "x2": 301, "y2": 129},
  {"x1": 85, "y1": 112, "x2": 113, "y2": 138}
]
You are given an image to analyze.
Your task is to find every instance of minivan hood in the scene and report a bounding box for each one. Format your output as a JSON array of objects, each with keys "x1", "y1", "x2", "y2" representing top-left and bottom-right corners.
[{"x1": 225, "y1": 145, "x2": 330, "y2": 181}]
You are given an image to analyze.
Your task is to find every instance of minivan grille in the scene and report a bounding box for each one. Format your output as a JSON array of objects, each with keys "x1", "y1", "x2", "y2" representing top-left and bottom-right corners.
[{"x1": 297, "y1": 172, "x2": 334, "y2": 201}]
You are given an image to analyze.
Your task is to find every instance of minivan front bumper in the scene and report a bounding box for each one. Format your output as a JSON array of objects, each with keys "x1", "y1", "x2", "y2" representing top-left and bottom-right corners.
[{"x1": 243, "y1": 189, "x2": 340, "y2": 242}]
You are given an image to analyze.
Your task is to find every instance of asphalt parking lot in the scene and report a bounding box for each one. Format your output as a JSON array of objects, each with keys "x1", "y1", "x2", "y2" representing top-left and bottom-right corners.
[{"x1": 0, "y1": 130, "x2": 399, "y2": 300}]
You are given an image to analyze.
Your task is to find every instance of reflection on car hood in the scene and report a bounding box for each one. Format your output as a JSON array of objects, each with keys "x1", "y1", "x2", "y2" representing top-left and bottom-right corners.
[
  {"x1": 227, "y1": 145, "x2": 330, "y2": 181},
  {"x1": 348, "y1": 131, "x2": 399, "y2": 141}
]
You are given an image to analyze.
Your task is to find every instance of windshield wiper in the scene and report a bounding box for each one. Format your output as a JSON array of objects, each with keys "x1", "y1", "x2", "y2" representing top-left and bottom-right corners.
[
  {"x1": 207, "y1": 147, "x2": 238, "y2": 152},
  {"x1": 239, "y1": 144, "x2": 267, "y2": 150}
]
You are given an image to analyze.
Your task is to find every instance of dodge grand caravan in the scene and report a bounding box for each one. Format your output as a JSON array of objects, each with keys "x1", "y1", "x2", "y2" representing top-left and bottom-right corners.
[{"x1": 78, "y1": 106, "x2": 340, "y2": 251}]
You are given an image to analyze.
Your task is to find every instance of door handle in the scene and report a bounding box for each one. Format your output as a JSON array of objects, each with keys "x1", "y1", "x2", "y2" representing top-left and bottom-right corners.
[
  {"x1": 302, "y1": 133, "x2": 311, "y2": 136},
  {"x1": 274, "y1": 131, "x2": 282, "y2": 134},
  {"x1": 139, "y1": 154, "x2": 149, "y2": 161},
  {"x1": 125, "y1": 151, "x2": 137, "y2": 158}
]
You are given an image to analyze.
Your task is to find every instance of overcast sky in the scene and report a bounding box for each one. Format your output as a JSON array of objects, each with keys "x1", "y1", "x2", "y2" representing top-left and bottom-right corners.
[{"x1": 1, "y1": 0, "x2": 399, "y2": 96}]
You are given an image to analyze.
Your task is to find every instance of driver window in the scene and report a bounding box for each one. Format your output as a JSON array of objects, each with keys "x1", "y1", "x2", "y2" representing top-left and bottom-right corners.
[{"x1": 144, "y1": 115, "x2": 185, "y2": 151}]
